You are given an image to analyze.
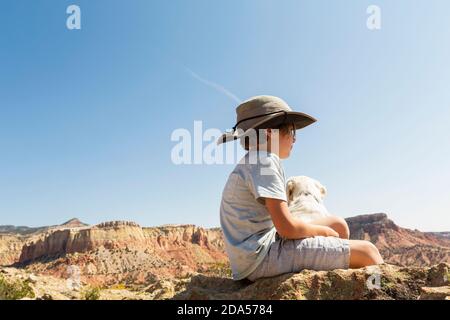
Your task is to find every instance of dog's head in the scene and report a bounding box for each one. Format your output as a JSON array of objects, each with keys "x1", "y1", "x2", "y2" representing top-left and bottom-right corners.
[{"x1": 286, "y1": 176, "x2": 327, "y2": 206}]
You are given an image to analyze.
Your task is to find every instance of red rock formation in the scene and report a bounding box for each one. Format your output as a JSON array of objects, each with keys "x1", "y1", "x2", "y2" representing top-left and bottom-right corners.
[
  {"x1": 346, "y1": 213, "x2": 450, "y2": 266},
  {"x1": 2, "y1": 214, "x2": 448, "y2": 287},
  {"x1": 19, "y1": 221, "x2": 149, "y2": 263},
  {"x1": 0, "y1": 234, "x2": 25, "y2": 266},
  {"x1": 16, "y1": 222, "x2": 228, "y2": 285}
]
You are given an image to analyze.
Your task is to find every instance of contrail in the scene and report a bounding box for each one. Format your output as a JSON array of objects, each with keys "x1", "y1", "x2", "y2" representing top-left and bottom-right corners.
[{"x1": 185, "y1": 67, "x2": 242, "y2": 104}]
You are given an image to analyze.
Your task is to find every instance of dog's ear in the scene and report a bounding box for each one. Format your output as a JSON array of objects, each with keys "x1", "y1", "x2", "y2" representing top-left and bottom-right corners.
[
  {"x1": 286, "y1": 179, "x2": 295, "y2": 204},
  {"x1": 315, "y1": 181, "x2": 327, "y2": 199},
  {"x1": 321, "y1": 185, "x2": 327, "y2": 198}
]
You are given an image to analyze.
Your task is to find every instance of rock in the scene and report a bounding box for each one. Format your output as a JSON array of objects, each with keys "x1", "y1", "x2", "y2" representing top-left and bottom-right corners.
[
  {"x1": 0, "y1": 234, "x2": 26, "y2": 266},
  {"x1": 96, "y1": 221, "x2": 141, "y2": 229},
  {"x1": 18, "y1": 222, "x2": 148, "y2": 263},
  {"x1": 17, "y1": 223, "x2": 227, "y2": 269},
  {"x1": 172, "y1": 263, "x2": 450, "y2": 300},
  {"x1": 2, "y1": 263, "x2": 449, "y2": 300},
  {"x1": 14, "y1": 223, "x2": 228, "y2": 287},
  {"x1": 37, "y1": 293, "x2": 54, "y2": 300},
  {"x1": 419, "y1": 286, "x2": 450, "y2": 300},
  {"x1": 15, "y1": 221, "x2": 229, "y2": 287},
  {"x1": 27, "y1": 274, "x2": 38, "y2": 284},
  {"x1": 346, "y1": 213, "x2": 450, "y2": 267},
  {"x1": 145, "y1": 279, "x2": 176, "y2": 300}
]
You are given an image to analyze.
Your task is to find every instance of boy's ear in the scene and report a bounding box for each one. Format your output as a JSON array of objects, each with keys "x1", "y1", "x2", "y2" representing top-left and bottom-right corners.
[{"x1": 286, "y1": 180, "x2": 295, "y2": 204}]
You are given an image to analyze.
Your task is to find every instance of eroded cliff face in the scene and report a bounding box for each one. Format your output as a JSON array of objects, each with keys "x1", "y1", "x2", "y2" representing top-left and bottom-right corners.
[
  {"x1": 0, "y1": 235, "x2": 25, "y2": 266},
  {"x1": 19, "y1": 221, "x2": 147, "y2": 263},
  {"x1": 14, "y1": 221, "x2": 228, "y2": 286},
  {"x1": 346, "y1": 213, "x2": 450, "y2": 266},
  {"x1": 18, "y1": 222, "x2": 226, "y2": 262},
  {"x1": 0, "y1": 218, "x2": 89, "y2": 266}
]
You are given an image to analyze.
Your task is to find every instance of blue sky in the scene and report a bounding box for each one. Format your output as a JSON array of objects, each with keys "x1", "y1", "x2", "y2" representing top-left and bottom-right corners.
[{"x1": 0, "y1": 0, "x2": 449, "y2": 231}]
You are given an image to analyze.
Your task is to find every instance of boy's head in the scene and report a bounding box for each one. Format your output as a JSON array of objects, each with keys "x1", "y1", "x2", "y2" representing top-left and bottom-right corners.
[
  {"x1": 239, "y1": 122, "x2": 296, "y2": 159},
  {"x1": 217, "y1": 95, "x2": 316, "y2": 156}
]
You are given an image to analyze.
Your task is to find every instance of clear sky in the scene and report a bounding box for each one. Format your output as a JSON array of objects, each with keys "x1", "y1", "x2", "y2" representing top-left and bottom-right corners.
[{"x1": 1, "y1": 0, "x2": 449, "y2": 231}]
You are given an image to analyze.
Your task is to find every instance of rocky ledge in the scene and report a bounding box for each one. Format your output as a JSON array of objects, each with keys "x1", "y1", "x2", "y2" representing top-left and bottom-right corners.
[
  {"x1": 172, "y1": 263, "x2": 450, "y2": 300},
  {"x1": 1, "y1": 263, "x2": 448, "y2": 300}
]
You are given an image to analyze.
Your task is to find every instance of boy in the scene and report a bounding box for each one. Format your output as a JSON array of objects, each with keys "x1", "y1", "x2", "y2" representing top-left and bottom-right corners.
[{"x1": 217, "y1": 95, "x2": 383, "y2": 281}]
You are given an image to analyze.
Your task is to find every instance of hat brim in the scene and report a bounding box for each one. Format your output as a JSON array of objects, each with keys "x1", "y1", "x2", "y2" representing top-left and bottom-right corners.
[{"x1": 216, "y1": 111, "x2": 316, "y2": 145}]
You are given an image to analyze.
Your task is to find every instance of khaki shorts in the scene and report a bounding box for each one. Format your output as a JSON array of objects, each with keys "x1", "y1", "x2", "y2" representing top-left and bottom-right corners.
[{"x1": 247, "y1": 234, "x2": 350, "y2": 282}]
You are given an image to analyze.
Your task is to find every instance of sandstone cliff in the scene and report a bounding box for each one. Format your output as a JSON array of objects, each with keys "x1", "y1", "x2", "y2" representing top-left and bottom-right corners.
[
  {"x1": 0, "y1": 218, "x2": 89, "y2": 266},
  {"x1": 15, "y1": 221, "x2": 228, "y2": 286},
  {"x1": 19, "y1": 221, "x2": 146, "y2": 263},
  {"x1": 346, "y1": 213, "x2": 450, "y2": 266},
  {"x1": 0, "y1": 235, "x2": 25, "y2": 266}
]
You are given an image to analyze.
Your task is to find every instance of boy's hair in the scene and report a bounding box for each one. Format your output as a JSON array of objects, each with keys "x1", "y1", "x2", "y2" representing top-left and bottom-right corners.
[{"x1": 239, "y1": 122, "x2": 293, "y2": 151}]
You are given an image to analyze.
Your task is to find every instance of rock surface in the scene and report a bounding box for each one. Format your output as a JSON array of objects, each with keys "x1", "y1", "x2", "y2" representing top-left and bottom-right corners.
[
  {"x1": 0, "y1": 234, "x2": 25, "y2": 266},
  {"x1": 172, "y1": 263, "x2": 450, "y2": 300},
  {"x1": 1, "y1": 263, "x2": 449, "y2": 300},
  {"x1": 419, "y1": 286, "x2": 450, "y2": 300}
]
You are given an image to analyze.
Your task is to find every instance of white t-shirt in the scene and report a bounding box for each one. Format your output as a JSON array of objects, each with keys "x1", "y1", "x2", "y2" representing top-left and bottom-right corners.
[{"x1": 219, "y1": 150, "x2": 287, "y2": 280}]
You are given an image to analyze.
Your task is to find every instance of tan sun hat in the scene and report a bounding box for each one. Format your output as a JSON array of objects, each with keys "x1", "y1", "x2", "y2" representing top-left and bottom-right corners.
[{"x1": 216, "y1": 95, "x2": 317, "y2": 145}]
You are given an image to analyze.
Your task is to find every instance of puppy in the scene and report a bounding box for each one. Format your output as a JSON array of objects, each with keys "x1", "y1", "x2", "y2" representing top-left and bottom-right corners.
[{"x1": 286, "y1": 176, "x2": 332, "y2": 223}]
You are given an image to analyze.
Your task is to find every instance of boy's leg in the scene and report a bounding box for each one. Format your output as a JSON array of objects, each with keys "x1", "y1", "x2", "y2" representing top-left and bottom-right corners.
[
  {"x1": 309, "y1": 216, "x2": 350, "y2": 239},
  {"x1": 308, "y1": 218, "x2": 383, "y2": 267},
  {"x1": 348, "y1": 239, "x2": 384, "y2": 268}
]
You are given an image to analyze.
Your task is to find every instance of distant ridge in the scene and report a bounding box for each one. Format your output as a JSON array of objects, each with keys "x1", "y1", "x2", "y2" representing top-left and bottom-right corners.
[{"x1": 0, "y1": 218, "x2": 89, "y2": 235}]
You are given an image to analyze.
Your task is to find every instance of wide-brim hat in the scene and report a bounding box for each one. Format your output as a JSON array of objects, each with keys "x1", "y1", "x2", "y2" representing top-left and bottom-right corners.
[{"x1": 216, "y1": 95, "x2": 317, "y2": 145}]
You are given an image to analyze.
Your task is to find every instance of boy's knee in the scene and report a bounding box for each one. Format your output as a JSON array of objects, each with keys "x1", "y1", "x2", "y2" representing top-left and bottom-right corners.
[
  {"x1": 349, "y1": 240, "x2": 384, "y2": 268},
  {"x1": 364, "y1": 242, "x2": 384, "y2": 264}
]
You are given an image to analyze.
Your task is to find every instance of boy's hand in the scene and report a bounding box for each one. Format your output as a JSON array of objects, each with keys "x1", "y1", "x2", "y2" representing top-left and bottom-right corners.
[{"x1": 315, "y1": 225, "x2": 340, "y2": 238}]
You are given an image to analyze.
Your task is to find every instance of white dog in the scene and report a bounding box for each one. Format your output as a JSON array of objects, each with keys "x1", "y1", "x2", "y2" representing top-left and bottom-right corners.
[{"x1": 286, "y1": 176, "x2": 333, "y2": 223}]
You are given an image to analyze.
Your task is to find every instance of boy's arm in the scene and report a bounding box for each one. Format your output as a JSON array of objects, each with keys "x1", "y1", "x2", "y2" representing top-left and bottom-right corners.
[{"x1": 265, "y1": 198, "x2": 339, "y2": 239}]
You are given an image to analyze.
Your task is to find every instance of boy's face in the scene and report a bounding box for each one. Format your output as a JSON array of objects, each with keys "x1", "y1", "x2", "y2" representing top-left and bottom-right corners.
[
  {"x1": 267, "y1": 124, "x2": 296, "y2": 159},
  {"x1": 278, "y1": 123, "x2": 296, "y2": 159}
]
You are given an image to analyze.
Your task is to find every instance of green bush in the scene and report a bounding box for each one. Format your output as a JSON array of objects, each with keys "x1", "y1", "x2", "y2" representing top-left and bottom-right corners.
[
  {"x1": 110, "y1": 283, "x2": 127, "y2": 290},
  {"x1": 82, "y1": 286, "x2": 101, "y2": 300},
  {"x1": 204, "y1": 262, "x2": 232, "y2": 278},
  {"x1": 0, "y1": 275, "x2": 35, "y2": 300}
]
